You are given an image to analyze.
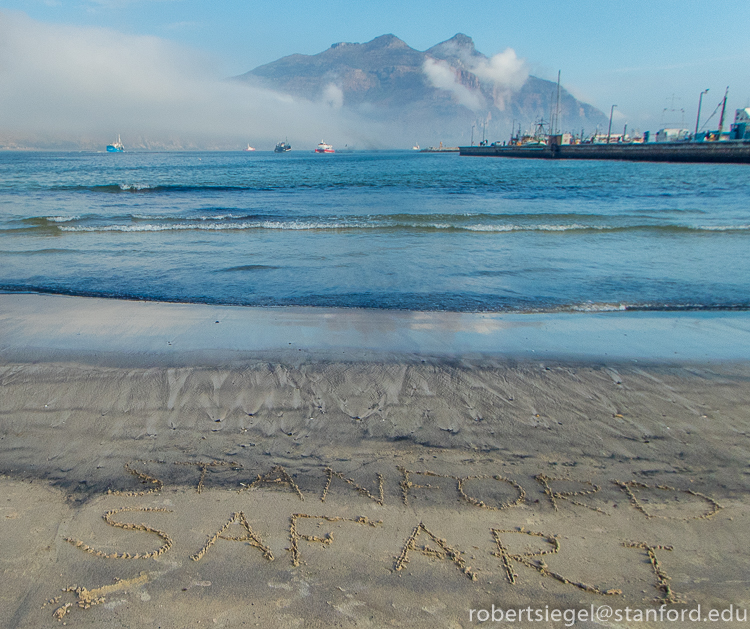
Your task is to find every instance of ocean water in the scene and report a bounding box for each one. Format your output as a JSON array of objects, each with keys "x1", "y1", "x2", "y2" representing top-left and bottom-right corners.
[{"x1": 1, "y1": 150, "x2": 749, "y2": 312}]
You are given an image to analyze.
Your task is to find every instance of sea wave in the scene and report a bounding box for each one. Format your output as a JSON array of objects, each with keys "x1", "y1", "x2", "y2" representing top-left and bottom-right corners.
[
  {"x1": 130, "y1": 213, "x2": 257, "y2": 221},
  {"x1": 57, "y1": 221, "x2": 370, "y2": 232},
  {"x1": 59, "y1": 183, "x2": 277, "y2": 194},
  {"x1": 45, "y1": 216, "x2": 81, "y2": 223},
  {"x1": 52, "y1": 221, "x2": 750, "y2": 234},
  {"x1": 569, "y1": 302, "x2": 630, "y2": 312},
  {"x1": 0, "y1": 248, "x2": 78, "y2": 256},
  {"x1": 19, "y1": 215, "x2": 86, "y2": 226},
  {"x1": 463, "y1": 223, "x2": 597, "y2": 232},
  {"x1": 118, "y1": 183, "x2": 159, "y2": 191},
  {"x1": 699, "y1": 224, "x2": 750, "y2": 231},
  {"x1": 8, "y1": 209, "x2": 750, "y2": 235},
  {"x1": 1, "y1": 285, "x2": 748, "y2": 314}
]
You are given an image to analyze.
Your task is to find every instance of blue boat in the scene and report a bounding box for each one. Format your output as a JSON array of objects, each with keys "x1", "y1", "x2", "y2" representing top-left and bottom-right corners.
[{"x1": 106, "y1": 135, "x2": 124, "y2": 152}]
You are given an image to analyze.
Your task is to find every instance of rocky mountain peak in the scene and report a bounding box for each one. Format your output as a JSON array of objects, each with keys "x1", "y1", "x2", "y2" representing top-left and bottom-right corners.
[
  {"x1": 438, "y1": 33, "x2": 476, "y2": 50},
  {"x1": 427, "y1": 33, "x2": 484, "y2": 64},
  {"x1": 365, "y1": 34, "x2": 410, "y2": 49}
]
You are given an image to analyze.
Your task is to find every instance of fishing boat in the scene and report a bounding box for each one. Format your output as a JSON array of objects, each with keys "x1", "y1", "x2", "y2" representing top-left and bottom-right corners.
[
  {"x1": 274, "y1": 140, "x2": 291, "y2": 153},
  {"x1": 106, "y1": 135, "x2": 124, "y2": 152},
  {"x1": 315, "y1": 141, "x2": 335, "y2": 153},
  {"x1": 244, "y1": 144, "x2": 256, "y2": 152}
]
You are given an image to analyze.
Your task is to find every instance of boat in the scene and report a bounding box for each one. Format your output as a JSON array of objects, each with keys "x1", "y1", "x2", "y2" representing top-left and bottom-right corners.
[
  {"x1": 244, "y1": 144, "x2": 256, "y2": 152},
  {"x1": 106, "y1": 135, "x2": 124, "y2": 152},
  {"x1": 315, "y1": 141, "x2": 335, "y2": 153},
  {"x1": 412, "y1": 144, "x2": 420, "y2": 150},
  {"x1": 274, "y1": 140, "x2": 291, "y2": 153}
]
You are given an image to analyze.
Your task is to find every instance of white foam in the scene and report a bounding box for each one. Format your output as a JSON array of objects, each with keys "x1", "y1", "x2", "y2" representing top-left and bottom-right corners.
[
  {"x1": 45, "y1": 216, "x2": 79, "y2": 223},
  {"x1": 570, "y1": 303, "x2": 629, "y2": 312},
  {"x1": 697, "y1": 224, "x2": 750, "y2": 231},
  {"x1": 464, "y1": 223, "x2": 602, "y2": 232},
  {"x1": 118, "y1": 183, "x2": 157, "y2": 191},
  {"x1": 58, "y1": 220, "x2": 369, "y2": 233}
]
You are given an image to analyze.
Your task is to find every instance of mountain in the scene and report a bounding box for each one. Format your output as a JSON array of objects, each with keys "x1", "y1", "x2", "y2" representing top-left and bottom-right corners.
[{"x1": 236, "y1": 34, "x2": 608, "y2": 147}]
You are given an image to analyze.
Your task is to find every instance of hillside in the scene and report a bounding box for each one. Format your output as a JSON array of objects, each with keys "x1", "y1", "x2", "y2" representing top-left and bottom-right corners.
[{"x1": 236, "y1": 34, "x2": 607, "y2": 146}]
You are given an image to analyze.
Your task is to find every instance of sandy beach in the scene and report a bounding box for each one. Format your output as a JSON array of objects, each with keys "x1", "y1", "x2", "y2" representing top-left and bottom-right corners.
[{"x1": 2, "y1": 294, "x2": 750, "y2": 628}]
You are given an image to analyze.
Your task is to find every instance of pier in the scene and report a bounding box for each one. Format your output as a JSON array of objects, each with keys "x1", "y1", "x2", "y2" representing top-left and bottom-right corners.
[{"x1": 459, "y1": 140, "x2": 750, "y2": 163}]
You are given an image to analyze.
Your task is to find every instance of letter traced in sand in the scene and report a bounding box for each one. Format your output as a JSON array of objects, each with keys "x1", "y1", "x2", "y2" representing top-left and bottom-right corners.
[
  {"x1": 394, "y1": 522, "x2": 477, "y2": 580},
  {"x1": 398, "y1": 467, "x2": 452, "y2": 505},
  {"x1": 624, "y1": 541, "x2": 681, "y2": 603},
  {"x1": 238, "y1": 465, "x2": 304, "y2": 500},
  {"x1": 107, "y1": 461, "x2": 163, "y2": 496},
  {"x1": 191, "y1": 511, "x2": 274, "y2": 561},
  {"x1": 64, "y1": 507, "x2": 173, "y2": 559},
  {"x1": 613, "y1": 480, "x2": 722, "y2": 520},
  {"x1": 399, "y1": 467, "x2": 526, "y2": 511},
  {"x1": 288, "y1": 514, "x2": 382, "y2": 567},
  {"x1": 456, "y1": 475, "x2": 526, "y2": 510},
  {"x1": 49, "y1": 572, "x2": 149, "y2": 620},
  {"x1": 174, "y1": 460, "x2": 240, "y2": 493},
  {"x1": 320, "y1": 467, "x2": 385, "y2": 505},
  {"x1": 535, "y1": 474, "x2": 607, "y2": 514},
  {"x1": 491, "y1": 528, "x2": 621, "y2": 595}
]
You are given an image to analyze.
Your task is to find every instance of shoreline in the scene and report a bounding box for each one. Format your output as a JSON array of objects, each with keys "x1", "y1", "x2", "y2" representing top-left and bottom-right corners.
[
  {"x1": 2, "y1": 292, "x2": 750, "y2": 627},
  {"x1": 3, "y1": 293, "x2": 750, "y2": 366}
]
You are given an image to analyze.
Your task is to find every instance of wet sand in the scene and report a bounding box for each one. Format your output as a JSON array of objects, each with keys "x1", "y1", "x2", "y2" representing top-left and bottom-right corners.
[{"x1": 1, "y1": 294, "x2": 750, "y2": 628}]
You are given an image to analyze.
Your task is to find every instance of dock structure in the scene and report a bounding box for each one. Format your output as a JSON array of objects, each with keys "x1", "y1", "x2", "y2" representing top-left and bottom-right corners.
[{"x1": 459, "y1": 140, "x2": 750, "y2": 163}]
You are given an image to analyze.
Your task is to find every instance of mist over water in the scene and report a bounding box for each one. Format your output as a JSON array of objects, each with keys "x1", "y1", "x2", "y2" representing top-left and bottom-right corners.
[{"x1": 1, "y1": 150, "x2": 749, "y2": 312}]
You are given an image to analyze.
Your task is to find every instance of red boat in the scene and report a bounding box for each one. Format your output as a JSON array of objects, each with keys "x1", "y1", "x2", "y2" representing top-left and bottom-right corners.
[{"x1": 315, "y1": 141, "x2": 334, "y2": 153}]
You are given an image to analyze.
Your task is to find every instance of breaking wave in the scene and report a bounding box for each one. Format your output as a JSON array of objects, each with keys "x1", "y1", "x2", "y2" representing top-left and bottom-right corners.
[{"x1": 47, "y1": 221, "x2": 750, "y2": 234}]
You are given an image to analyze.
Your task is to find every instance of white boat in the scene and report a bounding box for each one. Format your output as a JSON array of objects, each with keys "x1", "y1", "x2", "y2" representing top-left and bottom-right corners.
[
  {"x1": 315, "y1": 141, "x2": 334, "y2": 153},
  {"x1": 244, "y1": 144, "x2": 256, "y2": 152}
]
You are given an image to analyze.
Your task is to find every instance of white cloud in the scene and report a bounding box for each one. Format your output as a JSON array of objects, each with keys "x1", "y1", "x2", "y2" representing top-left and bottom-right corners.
[
  {"x1": 471, "y1": 48, "x2": 528, "y2": 91},
  {"x1": 323, "y1": 83, "x2": 344, "y2": 109},
  {"x1": 422, "y1": 47, "x2": 528, "y2": 112},
  {"x1": 469, "y1": 48, "x2": 528, "y2": 111},
  {"x1": 0, "y1": 10, "x2": 393, "y2": 149},
  {"x1": 422, "y1": 57, "x2": 485, "y2": 111}
]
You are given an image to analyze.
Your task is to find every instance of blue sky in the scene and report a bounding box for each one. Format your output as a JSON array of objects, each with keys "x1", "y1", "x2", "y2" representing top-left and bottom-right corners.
[{"x1": 1, "y1": 0, "x2": 749, "y2": 147}]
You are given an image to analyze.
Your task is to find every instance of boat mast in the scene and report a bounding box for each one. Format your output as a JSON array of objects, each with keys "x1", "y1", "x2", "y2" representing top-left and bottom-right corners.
[
  {"x1": 554, "y1": 70, "x2": 561, "y2": 136},
  {"x1": 718, "y1": 87, "x2": 729, "y2": 136}
]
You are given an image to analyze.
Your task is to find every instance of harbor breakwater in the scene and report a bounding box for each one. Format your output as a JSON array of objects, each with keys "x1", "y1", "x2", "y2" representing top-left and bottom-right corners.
[{"x1": 460, "y1": 141, "x2": 750, "y2": 163}]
